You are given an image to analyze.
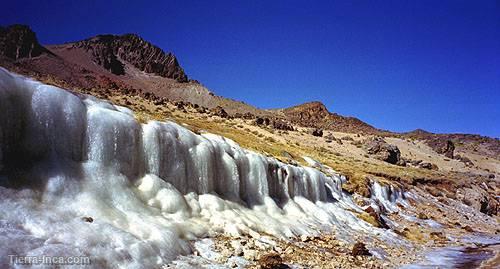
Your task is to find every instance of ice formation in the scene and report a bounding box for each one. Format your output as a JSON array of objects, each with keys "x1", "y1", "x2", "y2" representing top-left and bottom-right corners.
[{"x1": 0, "y1": 68, "x2": 396, "y2": 268}]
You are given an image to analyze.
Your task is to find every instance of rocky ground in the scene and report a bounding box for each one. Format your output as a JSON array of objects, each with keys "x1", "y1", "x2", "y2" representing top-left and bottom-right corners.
[{"x1": 164, "y1": 184, "x2": 498, "y2": 268}]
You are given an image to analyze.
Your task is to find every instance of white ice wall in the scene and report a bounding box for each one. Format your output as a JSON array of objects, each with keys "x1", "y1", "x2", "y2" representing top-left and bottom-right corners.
[{"x1": 0, "y1": 68, "x2": 393, "y2": 268}]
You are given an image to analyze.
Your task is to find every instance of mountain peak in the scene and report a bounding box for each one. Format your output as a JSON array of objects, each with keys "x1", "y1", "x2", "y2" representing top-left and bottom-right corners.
[
  {"x1": 0, "y1": 24, "x2": 51, "y2": 60},
  {"x1": 72, "y1": 33, "x2": 188, "y2": 82}
]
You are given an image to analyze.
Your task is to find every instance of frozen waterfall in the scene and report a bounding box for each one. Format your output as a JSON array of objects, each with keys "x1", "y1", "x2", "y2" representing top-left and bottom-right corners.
[{"x1": 0, "y1": 68, "x2": 392, "y2": 268}]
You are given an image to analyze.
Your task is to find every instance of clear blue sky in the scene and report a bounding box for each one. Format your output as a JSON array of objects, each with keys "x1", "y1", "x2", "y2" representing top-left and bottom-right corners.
[{"x1": 2, "y1": 0, "x2": 499, "y2": 137}]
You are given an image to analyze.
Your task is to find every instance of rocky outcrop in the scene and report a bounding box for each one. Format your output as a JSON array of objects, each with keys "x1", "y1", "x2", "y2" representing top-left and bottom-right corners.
[
  {"x1": 272, "y1": 119, "x2": 294, "y2": 131},
  {"x1": 73, "y1": 34, "x2": 188, "y2": 82},
  {"x1": 362, "y1": 137, "x2": 403, "y2": 165},
  {"x1": 255, "y1": 117, "x2": 294, "y2": 131},
  {"x1": 0, "y1": 24, "x2": 50, "y2": 60},
  {"x1": 279, "y1": 101, "x2": 379, "y2": 134}
]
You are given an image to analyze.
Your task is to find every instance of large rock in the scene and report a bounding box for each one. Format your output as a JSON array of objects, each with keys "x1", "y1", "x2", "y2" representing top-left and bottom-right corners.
[
  {"x1": 272, "y1": 119, "x2": 294, "y2": 131},
  {"x1": 258, "y1": 253, "x2": 290, "y2": 269},
  {"x1": 351, "y1": 242, "x2": 371, "y2": 256},
  {"x1": 436, "y1": 140, "x2": 455, "y2": 159},
  {"x1": 210, "y1": 106, "x2": 228, "y2": 118},
  {"x1": 456, "y1": 185, "x2": 498, "y2": 216},
  {"x1": 311, "y1": 128, "x2": 323, "y2": 137},
  {"x1": 362, "y1": 137, "x2": 402, "y2": 165}
]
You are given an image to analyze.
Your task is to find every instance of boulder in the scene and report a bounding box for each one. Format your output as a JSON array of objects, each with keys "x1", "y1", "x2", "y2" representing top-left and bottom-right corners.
[
  {"x1": 351, "y1": 242, "x2": 371, "y2": 256},
  {"x1": 272, "y1": 119, "x2": 294, "y2": 131},
  {"x1": 81, "y1": 216, "x2": 94, "y2": 223},
  {"x1": 419, "y1": 162, "x2": 438, "y2": 170},
  {"x1": 456, "y1": 185, "x2": 498, "y2": 216},
  {"x1": 210, "y1": 106, "x2": 228, "y2": 118},
  {"x1": 362, "y1": 137, "x2": 402, "y2": 165},
  {"x1": 311, "y1": 129, "x2": 323, "y2": 137},
  {"x1": 258, "y1": 253, "x2": 290, "y2": 269},
  {"x1": 436, "y1": 140, "x2": 455, "y2": 159}
]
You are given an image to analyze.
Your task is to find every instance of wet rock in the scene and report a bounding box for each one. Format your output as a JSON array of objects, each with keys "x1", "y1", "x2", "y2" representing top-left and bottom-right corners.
[
  {"x1": 81, "y1": 216, "x2": 93, "y2": 223},
  {"x1": 258, "y1": 253, "x2": 290, "y2": 269},
  {"x1": 351, "y1": 242, "x2": 371, "y2": 256},
  {"x1": 364, "y1": 206, "x2": 389, "y2": 228}
]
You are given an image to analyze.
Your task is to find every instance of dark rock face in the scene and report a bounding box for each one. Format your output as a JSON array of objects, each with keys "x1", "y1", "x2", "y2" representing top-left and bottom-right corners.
[
  {"x1": 0, "y1": 25, "x2": 50, "y2": 60},
  {"x1": 363, "y1": 137, "x2": 402, "y2": 165},
  {"x1": 74, "y1": 34, "x2": 188, "y2": 82},
  {"x1": 351, "y1": 242, "x2": 371, "y2": 256}
]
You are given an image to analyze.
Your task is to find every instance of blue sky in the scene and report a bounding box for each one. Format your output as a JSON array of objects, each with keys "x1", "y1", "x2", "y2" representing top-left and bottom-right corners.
[{"x1": 2, "y1": 0, "x2": 499, "y2": 137}]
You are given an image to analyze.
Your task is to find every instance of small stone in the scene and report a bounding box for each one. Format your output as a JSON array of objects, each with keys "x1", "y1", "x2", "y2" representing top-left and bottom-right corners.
[
  {"x1": 351, "y1": 242, "x2": 371, "y2": 256},
  {"x1": 81, "y1": 216, "x2": 93, "y2": 223},
  {"x1": 300, "y1": 234, "x2": 310, "y2": 242}
]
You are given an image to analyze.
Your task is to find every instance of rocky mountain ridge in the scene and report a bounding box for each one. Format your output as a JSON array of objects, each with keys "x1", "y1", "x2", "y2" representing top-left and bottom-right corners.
[{"x1": 71, "y1": 33, "x2": 188, "y2": 82}]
